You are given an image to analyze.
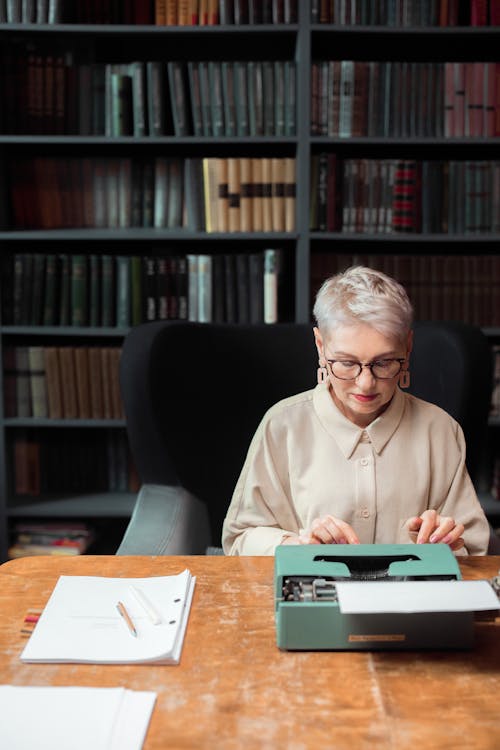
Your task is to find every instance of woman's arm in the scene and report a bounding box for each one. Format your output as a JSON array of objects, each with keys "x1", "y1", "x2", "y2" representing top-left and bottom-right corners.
[
  {"x1": 222, "y1": 414, "x2": 301, "y2": 555},
  {"x1": 402, "y1": 421, "x2": 489, "y2": 555}
]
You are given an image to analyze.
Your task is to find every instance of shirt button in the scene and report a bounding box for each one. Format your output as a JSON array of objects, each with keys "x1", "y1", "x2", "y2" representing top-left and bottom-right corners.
[
  {"x1": 360, "y1": 458, "x2": 369, "y2": 466},
  {"x1": 360, "y1": 508, "x2": 370, "y2": 518}
]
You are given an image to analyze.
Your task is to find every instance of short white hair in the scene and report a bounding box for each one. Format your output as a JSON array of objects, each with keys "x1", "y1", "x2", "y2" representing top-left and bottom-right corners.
[{"x1": 313, "y1": 266, "x2": 413, "y2": 342}]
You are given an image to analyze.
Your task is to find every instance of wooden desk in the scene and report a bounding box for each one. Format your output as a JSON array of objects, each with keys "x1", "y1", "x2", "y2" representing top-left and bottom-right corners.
[{"x1": 0, "y1": 555, "x2": 499, "y2": 750}]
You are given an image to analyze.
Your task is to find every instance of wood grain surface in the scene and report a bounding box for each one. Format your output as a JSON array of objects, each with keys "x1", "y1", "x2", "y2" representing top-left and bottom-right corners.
[{"x1": 0, "y1": 554, "x2": 499, "y2": 750}]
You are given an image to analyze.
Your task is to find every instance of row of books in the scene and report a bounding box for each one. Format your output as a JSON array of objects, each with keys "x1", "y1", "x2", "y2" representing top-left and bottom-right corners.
[
  {"x1": 3, "y1": 345, "x2": 125, "y2": 420},
  {"x1": 3, "y1": 247, "x2": 286, "y2": 328},
  {"x1": 310, "y1": 155, "x2": 500, "y2": 234},
  {"x1": 11, "y1": 428, "x2": 138, "y2": 496},
  {"x1": 172, "y1": 59, "x2": 296, "y2": 138},
  {"x1": 186, "y1": 248, "x2": 285, "y2": 323},
  {"x1": 0, "y1": 0, "x2": 299, "y2": 24},
  {"x1": 8, "y1": 156, "x2": 297, "y2": 231},
  {"x1": 311, "y1": 0, "x2": 500, "y2": 26},
  {"x1": 8, "y1": 521, "x2": 95, "y2": 559},
  {"x1": 0, "y1": 53, "x2": 297, "y2": 138},
  {"x1": 311, "y1": 60, "x2": 499, "y2": 138},
  {"x1": 310, "y1": 253, "x2": 500, "y2": 326},
  {"x1": 153, "y1": 0, "x2": 299, "y2": 24}
]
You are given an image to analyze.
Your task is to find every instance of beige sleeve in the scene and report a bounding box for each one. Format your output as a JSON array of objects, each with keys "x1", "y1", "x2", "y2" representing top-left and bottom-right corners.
[
  {"x1": 435, "y1": 423, "x2": 490, "y2": 555},
  {"x1": 221, "y1": 415, "x2": 301, "y2": 555},
  {"x1": 399, "y1": 420, "x2": 490, "y2": 556}
]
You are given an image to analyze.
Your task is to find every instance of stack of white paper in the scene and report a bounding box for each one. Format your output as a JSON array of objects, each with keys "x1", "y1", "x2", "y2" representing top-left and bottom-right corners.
[
  {"x1": 20, "y1": 568, "x2": 195, "y2": 664},
  {"x1": 0, "y1": 685, "x2": 156, "y2": 750}
]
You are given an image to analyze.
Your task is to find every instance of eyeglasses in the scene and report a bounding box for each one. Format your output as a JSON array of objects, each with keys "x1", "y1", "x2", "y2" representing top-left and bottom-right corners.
[{"x1": 326, "y1": 358, "x2": 406, "y2": 381}]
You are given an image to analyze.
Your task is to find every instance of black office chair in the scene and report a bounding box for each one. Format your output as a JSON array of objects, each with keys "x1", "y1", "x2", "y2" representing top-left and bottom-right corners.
[{"x1": 116, "y1": 320, "x2": 499, "y2": 555}]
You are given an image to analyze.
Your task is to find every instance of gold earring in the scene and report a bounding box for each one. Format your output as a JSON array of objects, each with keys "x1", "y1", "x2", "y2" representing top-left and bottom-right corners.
[{"x1": 399, "y1": 369, "x2": 410, "y2": 389}]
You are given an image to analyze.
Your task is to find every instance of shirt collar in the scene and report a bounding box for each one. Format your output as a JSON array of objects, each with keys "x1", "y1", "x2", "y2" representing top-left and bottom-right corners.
[{"x1": 312, "y1": 384, "x2": 406, "y2": 459}]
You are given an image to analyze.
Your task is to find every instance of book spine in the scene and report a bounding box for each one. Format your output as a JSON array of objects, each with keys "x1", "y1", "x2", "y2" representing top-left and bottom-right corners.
[
  {"x1": 235, "y1": 254, "x2": 249, "y2": 323},
  {"x1": 484, "y1": 62, "x2": 496, "y2": 138},
  {"x1": 261, "y1": 158, "x2": 273, "y2": 232},
  {"x1": 263, "y1": 248, "x2": 280, "y2": 323},
  {"x1": 239, "y1": 158, "x2": 253, "y2": 232},
  {"x1": 70, "y1": 255, "x2": 88, "y2": 327},
  {"x1": 28, "y1": 346, "x2": 48, "y2": 419},
  {"x1": 227, "y1": 157, "x2": 241, "y2": 232},
  {"x1": 248, "y1": 252, "x2": 264, "y2": 323},
  {"x1": 187, "y1": 254, "x2": 199, "y2": 321},
  {"x1": 74, "y1": 347, "x2": 91, "y2": 420},
  {"x1": 252, "y1": 157, "x2": 264, "y2": 231},
  {"x1": 59, "y1": 347, "x2": 78, "y2": 419},
  {"x1": 115, "y1": 256, "x2": 131, "y2": 328},
  {"x1": 43, "y1": 347, "x2": 62, "y2": 419},
  {"x1": 197, "y1": 254, "x2": 213, "y2": 323}
]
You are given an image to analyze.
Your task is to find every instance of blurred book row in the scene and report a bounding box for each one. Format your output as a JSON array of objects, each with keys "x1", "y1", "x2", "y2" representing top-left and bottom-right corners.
[
  {"x1": 0, "y1": 50, "x2": 296, "y2": 137},
  {"x1": 11, "y1": 428, "x2": 138, "y2": 495},
  {"x1": 311, "y1": 60, "x2": 499, "y2": 138},
  {"x1": 310, "y1": 253, "x2": 500, "y2": 327},
  {"x1": 310, "y1": 155, "x2": 500, "y2": 234},
  {"x1": 7, "y1": 156, "x2": 296, "y2": 232},
  {"x1": 8, "y1": 520, "x2": 95, "y2": 559},
  {"x1": 0, "y1": 0, "x2": 298, "y2": 25},
  {"x1": 311, "y1": 0, "x2": 500, "y2": 26},
  {"x1": 3, "y1": 346, "x2": 124, "y2": 420},
  {"x1": 2, "y1": 247, "x2": 286, "y2": 328}
]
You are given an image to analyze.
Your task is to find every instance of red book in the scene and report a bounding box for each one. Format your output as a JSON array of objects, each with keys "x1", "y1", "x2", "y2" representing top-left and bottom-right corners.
[
  {"x1": 439, "y1": 0, "x2": 449, "y2": 26},
  {"x1": 484, "y1": 63, "x2": 496, "y2": 137},
  {"x1": 447, "y1": 0, "x2": 458, "y2": 25},
  {"x1": 470, "y1": 0, "x2": 488, "y2": 25},
  {"x1": 444, "y1": 62, "x2": 455, "y2": 137},
  {"x1": 453, "y1": 63, "x2": 465, "y2": 137},
  {"x1": 490, "y1": 0, "x2": 500, "y2": 25},
  {"x1": 133, "y1": 0, "x2": 152, "y2": 24},
  {"x1": 465, "y1": 63, "x2": 484, "y2": 137},
  {"x1": 392, "y1": 160, "x2": 421, "y2": 233},
  {"x1": 495, "y1": 63, "x2": 500, "y2": 137}
]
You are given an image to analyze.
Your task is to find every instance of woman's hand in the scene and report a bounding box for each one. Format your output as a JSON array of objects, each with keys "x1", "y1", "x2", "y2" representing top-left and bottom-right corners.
[
  {"x1": 281, "y1": 515, "x2": 360, "y2": 545},
  {"x1": 406, "y1": 509, "x2": 465, "y2": 552}
]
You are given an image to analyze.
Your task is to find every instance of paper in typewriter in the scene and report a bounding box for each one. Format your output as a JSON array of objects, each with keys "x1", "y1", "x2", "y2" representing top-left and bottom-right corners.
[
  {"x1": 20, "y1": 569, "x2": 195, "y2": 664},
  {"x1": 335, "y1": 580, "x2": 499, "y2": 614}
]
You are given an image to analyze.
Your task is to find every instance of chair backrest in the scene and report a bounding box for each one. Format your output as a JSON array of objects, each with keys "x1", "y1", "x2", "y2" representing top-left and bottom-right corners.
[{"x1": 120, "y1": 320, "x2": 492, "y2": 546}]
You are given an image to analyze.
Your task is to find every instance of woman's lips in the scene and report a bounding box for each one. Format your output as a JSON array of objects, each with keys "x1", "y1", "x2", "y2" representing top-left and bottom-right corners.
[{"x1": 352, "y1": 393, "x2": 377, "y2": 403}]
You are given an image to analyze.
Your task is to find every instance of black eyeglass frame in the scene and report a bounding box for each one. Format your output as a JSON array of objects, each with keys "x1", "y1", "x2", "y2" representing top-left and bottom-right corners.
[{"x1": 325, "y1": 357, "x2": 407, "y2": 381}]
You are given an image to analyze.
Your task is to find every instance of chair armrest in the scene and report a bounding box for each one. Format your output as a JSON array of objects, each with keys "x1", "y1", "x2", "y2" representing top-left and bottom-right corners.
[
  {"x1": 488, "y1": 524, "x2": 500, "y2": 555},
  {"x1": 115, "y1": 484, "x2": 212, "y2": 556}
]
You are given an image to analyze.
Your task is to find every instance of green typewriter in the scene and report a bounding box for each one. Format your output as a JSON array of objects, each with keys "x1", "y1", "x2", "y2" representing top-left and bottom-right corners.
[{"x1": 275, "y1": 543, "x2": 499, "y2": 651}]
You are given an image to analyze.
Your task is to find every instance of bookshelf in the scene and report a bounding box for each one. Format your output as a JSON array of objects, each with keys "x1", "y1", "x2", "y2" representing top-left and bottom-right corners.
[{"x1": 0, "y1": 2, "x2": 499, "y2": 560}]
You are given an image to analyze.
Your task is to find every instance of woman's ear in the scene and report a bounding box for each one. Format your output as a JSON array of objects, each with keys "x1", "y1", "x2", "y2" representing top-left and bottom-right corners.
[
  {"x1": 406, "y1": 329, "x2": 414, "y2": 358},
  {"x1": 313, "y1": 326, "x2": 324, "y2": 363}
]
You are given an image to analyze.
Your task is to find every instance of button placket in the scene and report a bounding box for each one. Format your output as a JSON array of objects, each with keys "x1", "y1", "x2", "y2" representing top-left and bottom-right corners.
[{"x1": 355, "y1": 450, "x2": 375, "y2": 537}]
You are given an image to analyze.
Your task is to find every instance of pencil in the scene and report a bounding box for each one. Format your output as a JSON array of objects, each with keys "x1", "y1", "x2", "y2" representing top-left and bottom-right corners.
[{"x1": 116, "y1": 600, "x2": 137, "y2": 637}]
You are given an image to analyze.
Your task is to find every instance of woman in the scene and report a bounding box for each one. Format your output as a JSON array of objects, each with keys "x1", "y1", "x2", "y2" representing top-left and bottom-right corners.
[{"x1": 222, "y1": 266, "x2": 490, "y2": 556}]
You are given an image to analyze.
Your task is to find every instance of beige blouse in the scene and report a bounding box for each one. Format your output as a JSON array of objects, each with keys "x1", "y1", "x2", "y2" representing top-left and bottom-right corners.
[{"x1": 222, "y1": 384, "x2": 490, "y2": 556}]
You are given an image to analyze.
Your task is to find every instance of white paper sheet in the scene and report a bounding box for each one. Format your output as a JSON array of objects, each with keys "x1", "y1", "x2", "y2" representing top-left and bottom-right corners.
[
  {"x1": 21, "y1": 569, "x2": 195, "y2": 664},
  {"x1": 0, "y1": 686, "x2": 156, "y2": 750},
  {"x1": 335, "y1": 580, "x2": 500, "y2": 614}
]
